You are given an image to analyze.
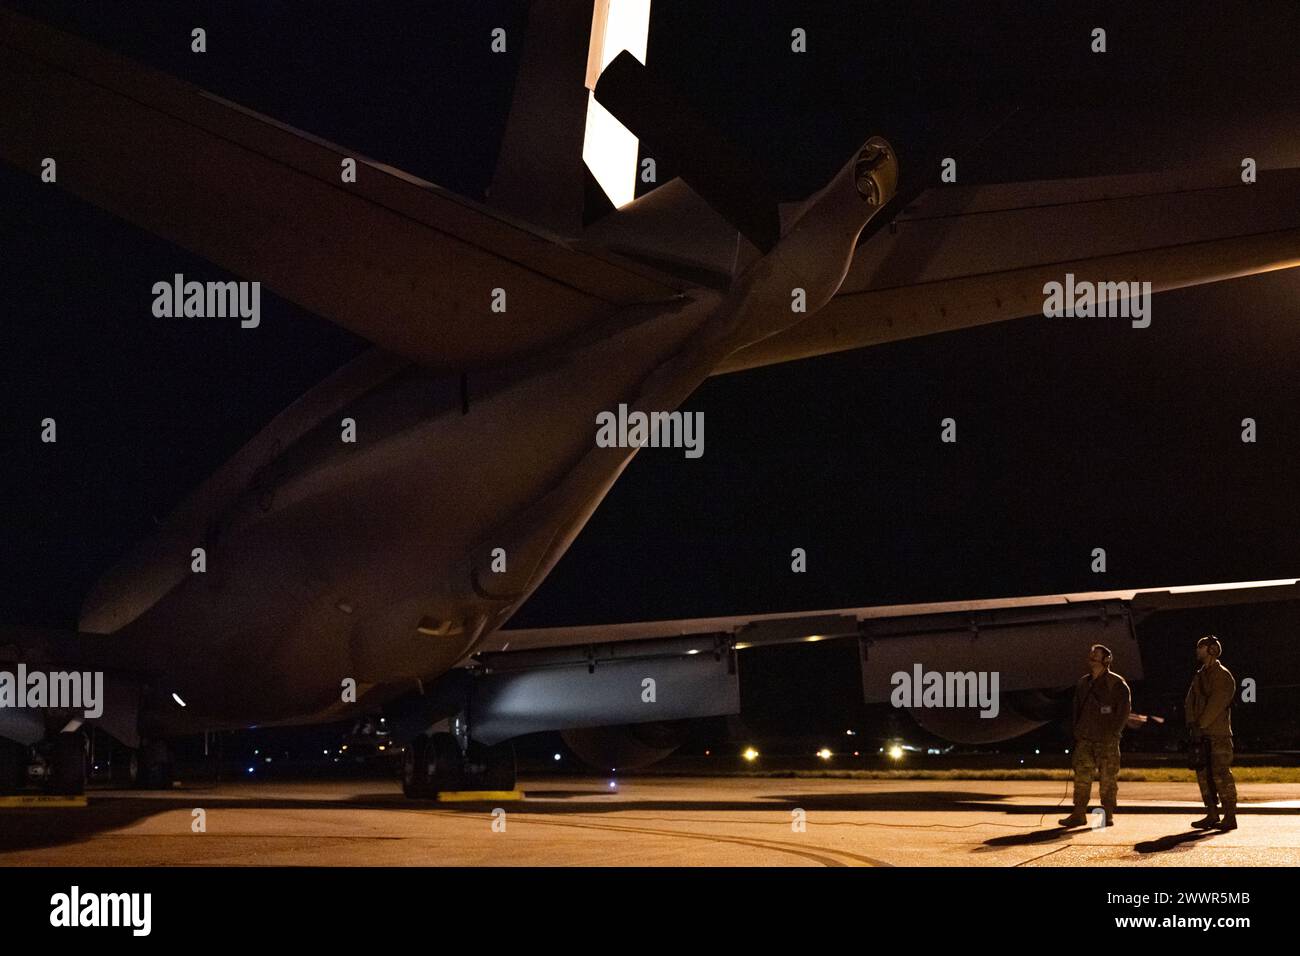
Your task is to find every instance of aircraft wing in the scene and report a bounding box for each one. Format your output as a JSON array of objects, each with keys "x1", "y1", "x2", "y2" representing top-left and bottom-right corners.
[
  {"x1": 0, "y1": 8, "x2": 684, "y2": 374},
  {"x1": 442, "y1": 577, "x2": 1300, "y2": 746},
  {"x1": 716, "y1": 167, "x2": 1300, "y2": 375},
  {"x1": 482, "y1": 577, "x2": 1300, "y2": 655}
]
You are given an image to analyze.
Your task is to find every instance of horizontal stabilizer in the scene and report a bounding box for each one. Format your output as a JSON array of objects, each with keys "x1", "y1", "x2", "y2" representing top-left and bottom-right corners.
[
  {"x1": 0, "y1": 9, "x2": 683, "y2": 372},
  {"x1": 716, "y1": 167, "x2": 1300, "y2": 374}
]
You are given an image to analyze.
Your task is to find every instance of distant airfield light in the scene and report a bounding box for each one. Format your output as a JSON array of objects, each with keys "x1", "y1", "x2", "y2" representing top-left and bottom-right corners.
[
  {"x1": 609, "y1": 780, "x2": 618, "y2": 790},
  {"x1": 341, "y1": 745, "x2": 348, "y2": 751},
  {"x1": 378, "y1": 745, "x2": 386, "y2": 751},
  {"x1": 888, "y1": 745, "x2": 904, "y2": 760},
  {"x1": 246, "y1": 766, "x2": 255, "y2": 774},
  {"x1": 817, "y1": 748, "x2": 832, "y2": 760},
  {"x1": 1065, "y1": 749, "x2": 1070, "y2": 755},
  {"x1": 686, "y1": 649, "x2": 700, "y2": 655},
  {"x1": 1035, "y1": 749, "x2": 1040, "y2": 755},
  {"x1": 845, "y1": 729, "x2": 856, "y2": 736},
  {"x1": 553, "y1": 753, "x2": 562, "y2": 761},
  {"x1": 853, "y1": 751, "x2": 860, "y2": 757},
  {"x1": 742, "y1": 747, "x2": 759, "y2": 762},
  {"x1": 171, "y1": 692, "x2": 186, "y2": 707}
]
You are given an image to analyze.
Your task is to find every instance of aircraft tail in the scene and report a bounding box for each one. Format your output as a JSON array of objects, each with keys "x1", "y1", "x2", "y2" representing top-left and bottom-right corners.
[{"x1": 486, "y1": 0, "x2": 651, "y2": 237}]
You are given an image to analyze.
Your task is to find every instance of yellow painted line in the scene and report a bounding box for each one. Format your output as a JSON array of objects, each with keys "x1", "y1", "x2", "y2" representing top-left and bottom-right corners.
[
  {"x1": 0, "y1": 794, "x2": 88, "y2": 808},
  {"x1": 435, "y1": 789, "x2": 523, "y2": 803}
]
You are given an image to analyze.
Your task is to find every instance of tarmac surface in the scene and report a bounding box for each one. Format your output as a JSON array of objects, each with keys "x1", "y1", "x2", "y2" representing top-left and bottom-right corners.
[{"x1": 2, "y1": 776, "x2": 1299, "y2": 866}]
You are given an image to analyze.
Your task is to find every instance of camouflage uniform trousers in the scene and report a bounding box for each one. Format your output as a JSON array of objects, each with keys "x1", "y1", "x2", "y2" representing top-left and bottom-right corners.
[
  {"x1": 1072, "y1": 737, "x2": 1121, "y2": 814},
  {"x1": 1195, "y1": 735, "x2": 1238, "y2": 811}
]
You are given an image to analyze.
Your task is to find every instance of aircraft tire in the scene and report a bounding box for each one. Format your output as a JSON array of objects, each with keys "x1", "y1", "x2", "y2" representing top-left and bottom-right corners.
[
  {"x1": 401, "y1": 735, "x2": 431, "y2": 798},
  {"x1": 135, "y1": 740, "x2": 173, "y2": 789},
  {"x1": 0, "y1": 739, "x2": 27, "y2": 792},
  {"x1": 47, "y1": 731, "x2": 86, "y2": 796},
  {"x1": 111, "y1": 745, "x2": 140, "y2": 786}
]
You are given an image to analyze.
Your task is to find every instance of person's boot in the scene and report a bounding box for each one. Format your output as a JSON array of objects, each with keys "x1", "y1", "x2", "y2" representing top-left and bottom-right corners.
[
  {"x1": 1191, "y1": 811, "x2": 1220, "y2": 829},
  {"x1": 1216, "y1": 799, "x2": 1238, "y2": 831},
  {"x1": 1059, "y1": 784, "x2": 1090, "y2": 826},
  {"x1": 1102, "y1": 805, "x2": 1116, "y2": 826}
]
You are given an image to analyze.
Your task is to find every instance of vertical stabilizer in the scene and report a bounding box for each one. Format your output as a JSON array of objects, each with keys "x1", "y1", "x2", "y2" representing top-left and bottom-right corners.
[{"x1": 487, "y1": 0, "x2": 650, "y2": 236}]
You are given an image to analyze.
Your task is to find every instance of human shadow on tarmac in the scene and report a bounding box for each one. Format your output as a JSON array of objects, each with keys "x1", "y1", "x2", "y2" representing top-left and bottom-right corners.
[
  {"x1": 980, "y1": 822, "x2": 1240, "y2": 854},
  {"x1": 979, "y1": 826, "x2": 1079, "y2": 848},
  {"x1": 1133, "y1": 830, "x2": 1220, "y2": 854}
]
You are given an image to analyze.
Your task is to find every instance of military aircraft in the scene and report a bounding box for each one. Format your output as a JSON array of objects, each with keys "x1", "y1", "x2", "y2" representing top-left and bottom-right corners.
[{"x1": 2, "y1": 1, "x2": 1299, "y2": 797}]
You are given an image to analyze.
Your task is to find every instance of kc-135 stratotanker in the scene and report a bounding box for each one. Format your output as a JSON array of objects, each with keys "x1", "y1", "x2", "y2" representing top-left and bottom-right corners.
[{"x1": 2, "y1": 2, "x2": 1299, "y2": 796}]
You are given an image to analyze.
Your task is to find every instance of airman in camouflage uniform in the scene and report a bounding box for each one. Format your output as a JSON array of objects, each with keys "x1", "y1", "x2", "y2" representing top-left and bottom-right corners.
[
  {"x1": 1186, "y1": 635, "x2": 1238, "y2": 831},
  {"x1": 1060, "y1": 643, "x2": 1131, "y2": 827}
]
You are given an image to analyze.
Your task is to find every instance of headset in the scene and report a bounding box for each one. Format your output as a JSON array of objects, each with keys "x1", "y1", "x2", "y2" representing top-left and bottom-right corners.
[{"x1": 1197, "y1": 634, "x2": 1222, "y2": 658}]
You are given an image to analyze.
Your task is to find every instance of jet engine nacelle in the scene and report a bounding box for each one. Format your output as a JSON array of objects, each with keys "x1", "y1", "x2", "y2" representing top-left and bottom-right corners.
[
  {"x1": 560, "y1": 720, "x2": 690, "y2": 772},
  {"x1": 861, "y1": 600, "x2": 1143, "y2": 745},
  {"x1": 907, "y1": 688, "x2": 1074, "y2": 744}
]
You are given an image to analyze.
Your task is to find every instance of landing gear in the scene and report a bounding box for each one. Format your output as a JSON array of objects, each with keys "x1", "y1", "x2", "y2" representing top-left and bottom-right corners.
[
  {"x1": 47, "y1": 731, "x2": 87, "y2": 796},
  {"x1": 400, "y1": 735, "x2": 425, "y2": 796},
  {"x1": 463, "y1": 740, "x2": 516, "y2": 792},
  {"x1": 0, "y1": 739, "x2": 28, "y2": 792},
  {"x1": 401, "y1": 733, "x2": 515, "y2": 798},
  {"x1": 135, "y1": 740, "x2": 174, "y2": 789},
  {"x1": 110, "y1": 745, "x2": 140, "y2": 787},
  {"x1": 402, "y1": 733, "x2": 460, "y2": 798}
]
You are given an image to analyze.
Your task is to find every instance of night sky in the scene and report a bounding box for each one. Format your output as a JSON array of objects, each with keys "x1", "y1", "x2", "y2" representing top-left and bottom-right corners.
[{"x1": 3, "y1": 0, "x2": 1300, "y2": 642}]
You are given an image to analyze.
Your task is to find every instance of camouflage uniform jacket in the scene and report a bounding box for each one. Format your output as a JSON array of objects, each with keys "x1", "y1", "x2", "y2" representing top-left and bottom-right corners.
[
  {"x1": 1186, "y1": 660, "x2": 1235, "y2": 738},
  {"x1": 1072, "y1": 669, "x2": 1131, "y2": 741}
]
